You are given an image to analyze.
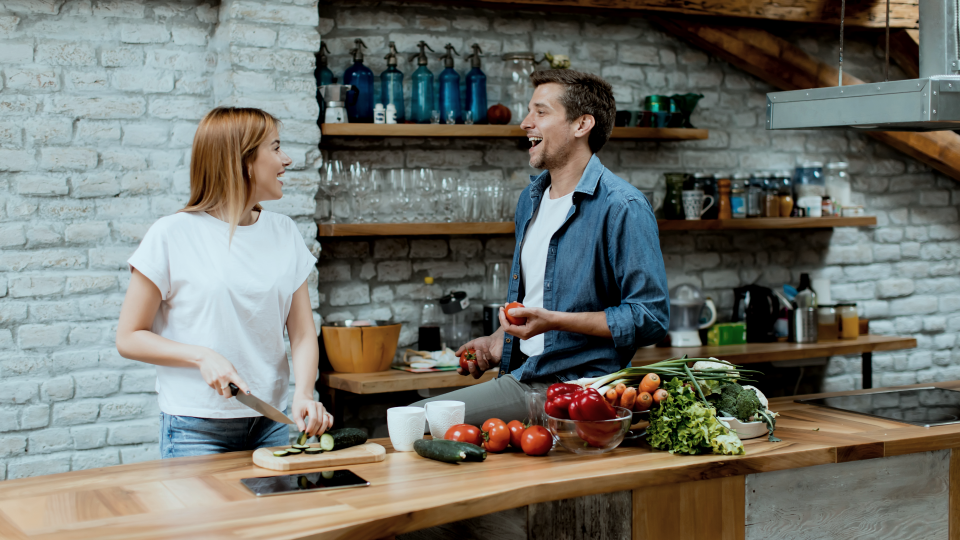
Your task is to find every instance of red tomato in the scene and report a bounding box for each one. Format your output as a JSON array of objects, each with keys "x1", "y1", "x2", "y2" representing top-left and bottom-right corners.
[
  {"x1": 504, "y1": 302, "x2": 526, "y2": 326},
  {"x1": 459, "y1": 349, "x2": 477, "y2": 372},
  {"x1": 639, "y1": 373, "x2": 661, "y2": 394},
  {"x1": 482, "y1": 418, "x2": 506, "y2": 434},
  {"x1": 653, "y1": 388, "x2": 669, "y2": 403},
  {"x1": 520, "y1": 425, "x2": 552, "y2": 456},
  {"x1": 444, "y1": 423, "x2": 482, "y2": 446},
  {"x1": 507, "y1": 420, "x2": 526, "y2": 448},
  {"x1": 483, "y1": 422, "x2": 511, "y2": 453}
]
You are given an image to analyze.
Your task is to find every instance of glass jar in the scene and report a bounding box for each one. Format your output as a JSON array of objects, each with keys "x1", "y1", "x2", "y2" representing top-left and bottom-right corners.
[
  {"x1": 746, "y1": 175, "x2": 763, "y2": 217},
  {"x1": 664, "y1": 172, "x2": 688, "y2": 220},
  {"x1": 731, "y1": 173, "x2": 748, "y2": 219},
  {"x1": 763, "y1": 182, "x2": 780, "y2": 218},
  {"x1": 794, "y1": 161, "x2": 825, "y2": 199},
  {"x1": 502, "y1": 53, "x2": 541, "y2": 125},
  {"x1": 825, "y1": 162, "x2": 851, "y2": 215},
  {"x1": 839, "y1": 304, "x2": 860, "y2": 339},
  {"x1": 817, "y1": 305, "x2": 838, "y2": 341}
]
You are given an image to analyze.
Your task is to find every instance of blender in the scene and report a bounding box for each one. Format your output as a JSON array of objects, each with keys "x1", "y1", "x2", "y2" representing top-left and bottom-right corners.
[
  {"x1": 439, "y1": 290, "x2": 472, "y2": 351},
  {"x1": 319, "y1": 84, "x2": 356, "y2": 124},
  {"x1": 668, "y1": 284, "x2": 717, "y2": 347}
]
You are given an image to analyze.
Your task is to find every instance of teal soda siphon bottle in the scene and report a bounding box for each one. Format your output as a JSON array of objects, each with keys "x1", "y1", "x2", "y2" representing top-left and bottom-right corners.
[
  {"x1": 343, "y1": 39, "x2": 374, "y2": 123},
  {"x1": 437, "y1": 43, "x2": 462, "y2": 124},
  {"x1": 380, "y1": 41, "x2": 405, "y2": 124},
  {"x1": 464, "y1": 44, "x2": 488, "y2": 124},
  {"x1": 408, "y1": 41, "x2": 435, "y2": 124},
  {"x1": 316, "y1": 41, "x2": 334, "y2": 86}
]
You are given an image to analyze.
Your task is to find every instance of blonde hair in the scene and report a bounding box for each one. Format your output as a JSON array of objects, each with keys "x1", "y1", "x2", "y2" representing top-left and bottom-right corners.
[{"x1": 181, "y1": 107, "x2": 281, "y2": 239}]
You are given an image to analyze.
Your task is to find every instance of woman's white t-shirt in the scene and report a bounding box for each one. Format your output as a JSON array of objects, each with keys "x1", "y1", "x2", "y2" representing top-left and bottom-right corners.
[{"x1": 128, "y1": 210, "x2": 317, "y2": 419}]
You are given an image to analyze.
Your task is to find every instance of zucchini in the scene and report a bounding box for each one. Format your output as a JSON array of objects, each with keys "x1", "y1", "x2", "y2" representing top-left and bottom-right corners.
[
  {"x1": 319, "y1": 428, "x2": 368, "y2": 451},
  {"x1": 273, "y1": 450, "x2": 289, "y2": 457},
  {"x1": 296, "y1": 431, "x2": 309, "y2": 446},
  {"x1": 304, "y1": 447, "x2": 323, "y2": 455},
  {"x1": 291, "y1": 444, "x2": 310, "y2": 450},
  {"x1": 286, "y1": 448, "x2": 303, "y2": 455},
  {"x1": 413, "y1": 439, "x2": 486, "y2": 463}
]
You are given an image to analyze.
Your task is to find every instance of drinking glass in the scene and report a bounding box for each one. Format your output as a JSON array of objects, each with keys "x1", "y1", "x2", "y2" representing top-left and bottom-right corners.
[
  {"x1": 445, "y1": 110, "x2": 456, "y2": 125},
  {"x1": 319, "y1": 159, "x2": 345, "y2": 224},
  {"x1": 430, "y1": 110, "x2": 441, "y2": 124},
  {"x1": 457, "y1": 179, "x2": 476, "y2": 222},
  {"x1": 439, "y1": 176, "x2": 457, "y2": 222},
  {"x1": 464, "y1": 110, "x2": 474, "y2": 125}
]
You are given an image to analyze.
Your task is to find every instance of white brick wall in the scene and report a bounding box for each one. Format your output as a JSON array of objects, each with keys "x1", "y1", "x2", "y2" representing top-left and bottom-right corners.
[{"x1": 0, "y1": 0, "x2": 320, "y2": 479}]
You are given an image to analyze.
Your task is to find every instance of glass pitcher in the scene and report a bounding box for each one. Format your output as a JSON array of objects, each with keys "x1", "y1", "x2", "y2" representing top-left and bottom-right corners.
[{"x1": 502, "y1": 53, "x2": 542, "y2": 125}]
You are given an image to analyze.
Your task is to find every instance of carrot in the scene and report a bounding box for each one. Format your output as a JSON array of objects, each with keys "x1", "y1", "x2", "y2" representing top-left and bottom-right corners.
[
  {"x1": 639, "y1": 373, "x2": 661, "y2": 394},
  {"x1": 652, "y1": 388, "x2": 669, "y2": 403},
  {"x1": 615, "y1": 383, "x2": 626, "y2": 396},
  {"x1": 621, "y1": 387, "x2": 637, "y2": 410},
  {"x1": 605, "y1": 388, "x2": 618, "y2": 404},
  {"x1": 635, "y1": 391, "x2": 653, "y2": 411}
]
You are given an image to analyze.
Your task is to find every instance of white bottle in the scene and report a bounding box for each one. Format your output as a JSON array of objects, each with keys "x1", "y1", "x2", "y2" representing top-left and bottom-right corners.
[
  {"x1": 385, "y1": 103, "x2": 397, "y2": 124},
  {"x1": 373, "y1": 103, "x2": 386, "y2": 124}
]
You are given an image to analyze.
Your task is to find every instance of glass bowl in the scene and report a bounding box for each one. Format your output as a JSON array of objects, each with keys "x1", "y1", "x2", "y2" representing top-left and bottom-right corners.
[{"x1": 547, "y1": 407, "x2": 633, "y2": 455}]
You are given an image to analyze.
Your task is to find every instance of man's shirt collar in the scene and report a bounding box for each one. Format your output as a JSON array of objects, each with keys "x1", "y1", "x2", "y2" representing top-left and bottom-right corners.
[{"x1": 528, "y1": 154, "x2": 603, "y2": 200}]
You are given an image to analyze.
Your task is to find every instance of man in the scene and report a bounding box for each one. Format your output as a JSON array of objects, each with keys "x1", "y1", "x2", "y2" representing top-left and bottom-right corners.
[{"x1": 413, "y1": 70, "x2": 669, "y2": 426}]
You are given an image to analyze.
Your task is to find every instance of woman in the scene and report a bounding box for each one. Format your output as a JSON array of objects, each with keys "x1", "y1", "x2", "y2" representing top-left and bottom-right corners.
[{"x1": 116, "y1": 107, "x2": 332, "y2": 458}]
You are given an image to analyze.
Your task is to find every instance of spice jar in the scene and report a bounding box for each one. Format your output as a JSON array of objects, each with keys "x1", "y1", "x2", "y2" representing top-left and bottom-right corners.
[
  {"x1": 839, "y1": 304, "x2": 859, "y2": 339},
  {"x1": 821, "y1": 196, "x2": 833, "y2": 218},
  {"x1": 746, "y1": 174, "x2": 762, "y2": 217},
  {"x1": 731, "y1": 173, "x2": 748, "y2": 219},
  {"x1": 763, "y1": 181, "x2": 779, "y2": 218}
]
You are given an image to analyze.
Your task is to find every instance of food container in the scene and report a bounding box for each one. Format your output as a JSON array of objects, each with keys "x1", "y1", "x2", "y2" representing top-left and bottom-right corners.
[
  {"x1": 842, "y1": 205, "x2": 865, "y2": 217},
  {"x1": 788, "y1": 307, "x2": 818, "y2": 343},
  {"x1": 817, "y1": 305, "x2": 839, "y2": 341},
  {"x1": 839, "y1": 303, "x2": 860, "y2": 339},
  {"x1": 707, "y1": 322, "x2": 746, "y2": 346},
  {"x1": 321, "y1": 323, "x2": 401, "y2": 373},
  {"x1": 717, "y1": 416, "x2": 768, "y2": 440},
  {"x1": 547, "y1": 407, "x2": 633, "y2": 455}
]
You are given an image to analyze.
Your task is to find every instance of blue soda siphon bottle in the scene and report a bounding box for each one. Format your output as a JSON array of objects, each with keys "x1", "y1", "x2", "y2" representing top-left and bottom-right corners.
[
  {"x1": 380, "y1": 41, "x2": 405, "y2": 124},
  {"x1": 343, "y1": 39, "x2": 374, "y2": 123},
  {"x1": 438, "y1": 43, "x2": 463, "y2": 124},
  {"x1": 316, "y1": 41, "x2": 334, "y2": 86},
  {"x1": 464, "y1": 44, "x2": 488, "y2": 124},
  {"x1": 408, "y1": 41, "x2": 435, "y2": 124}
]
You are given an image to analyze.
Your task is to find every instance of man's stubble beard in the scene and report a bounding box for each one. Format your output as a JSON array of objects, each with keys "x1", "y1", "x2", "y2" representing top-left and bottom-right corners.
[{"x1": 529, "y1": 142, "x2": 571, "y2": 171}]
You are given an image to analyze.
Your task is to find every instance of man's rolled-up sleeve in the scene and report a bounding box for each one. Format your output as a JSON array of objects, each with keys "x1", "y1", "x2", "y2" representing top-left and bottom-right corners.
[{"x1": 603, "y1": 197, "x2": 670, "y2": 352}]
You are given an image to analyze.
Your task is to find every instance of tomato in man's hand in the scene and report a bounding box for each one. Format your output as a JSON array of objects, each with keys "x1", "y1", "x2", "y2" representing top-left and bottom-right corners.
[
  {"x1": 504, "y1": 302, "x2": 526, "y2": 326},
  {"x1": 520, "y1": 425, "x2": 553, "y2": 456},
  {"x1": 459, "y1": 349, "x2": 477, "y2": 372},
  {"x1": 507, "y1": 419, "x2": 526, "y2": 448},
  {"x1": 445, "y1": 423, "x2": 482, "y2": 446}
]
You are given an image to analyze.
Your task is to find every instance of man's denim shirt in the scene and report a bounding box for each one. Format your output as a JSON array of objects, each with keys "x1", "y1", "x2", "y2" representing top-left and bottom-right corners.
[{"x1": 501, "y1": 154, "x2": 670, "y2": 383}]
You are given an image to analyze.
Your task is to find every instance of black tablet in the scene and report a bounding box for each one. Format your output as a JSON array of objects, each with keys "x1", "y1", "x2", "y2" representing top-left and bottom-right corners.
[{"x1": 241, "y1": 469, "x2": 370, "y2": 497}]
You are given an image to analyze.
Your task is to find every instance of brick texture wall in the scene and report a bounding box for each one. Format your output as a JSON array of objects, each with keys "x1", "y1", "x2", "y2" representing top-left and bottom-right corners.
[{"x1": 0, "y1": 0, "x2": 321, "y2": 479}]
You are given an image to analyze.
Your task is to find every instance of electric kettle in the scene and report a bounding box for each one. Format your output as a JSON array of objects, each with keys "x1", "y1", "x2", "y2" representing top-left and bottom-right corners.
[
  {"x1": 668, "y1": 284, "x2": 717, "y2": 347},
  {"x1": 319, "y1": 84, "x2": 356, "y2": 124},
  {"x1": 732, "y1": 284, "x2": 780, "y2": 343}
]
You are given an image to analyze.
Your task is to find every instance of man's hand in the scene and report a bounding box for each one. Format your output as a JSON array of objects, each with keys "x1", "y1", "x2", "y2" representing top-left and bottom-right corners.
[
  {"x1": 455, "y1": 333, "x2": 503, "y2": 379},
  {"x1": 499, "y1": 304, "x2": 555, "y2": 340}
]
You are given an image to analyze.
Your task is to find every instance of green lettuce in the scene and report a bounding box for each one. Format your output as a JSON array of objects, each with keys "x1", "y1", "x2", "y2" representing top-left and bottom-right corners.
[{"x1": 647, "y1": 378, "x2": 745, "y2": 456}]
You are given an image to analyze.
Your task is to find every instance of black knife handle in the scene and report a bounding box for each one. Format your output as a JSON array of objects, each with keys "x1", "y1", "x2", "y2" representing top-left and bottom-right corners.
[{"x1": 228, "y1": 383, "x2": 240, "y2": 396}]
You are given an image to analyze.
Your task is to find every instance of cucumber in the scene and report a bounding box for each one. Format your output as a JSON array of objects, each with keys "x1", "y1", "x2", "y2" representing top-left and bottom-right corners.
[
  {"x1": 321, "y1": 470, "x2": 334, "y2": 479},
  {"x1": 291, "y1": 444, "x2": 310, "y2": 450},
  {"x1": 273, "y1": 450, "x2": 289, "y2": 457},
  {"x1": 319, "y1": 428, "x2": 368, "y2": 451},
  {"x1": 296, "y1": 431, "x2": 308, "y2": 446},
  {"x1": 286, "y1": 448, "x2": 303, "y2": 455},
  {"x1": 304, "y1": 447, "x2": 322, "y2": 455},
  {"x1": 413, "y1": 439, "x2": 487, "y2": 463}
]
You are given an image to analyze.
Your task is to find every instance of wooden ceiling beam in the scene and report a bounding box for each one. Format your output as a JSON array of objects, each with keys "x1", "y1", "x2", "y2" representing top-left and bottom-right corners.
[
  {"x1": 889, "y1": 29, "x2": 920, "y2": 79},
  {"x1": 398, "y1": 0, "x2": 918, "y2": 28},
  {"x1": 653, "y1": 16, "x2": 960, "y2": 181}
]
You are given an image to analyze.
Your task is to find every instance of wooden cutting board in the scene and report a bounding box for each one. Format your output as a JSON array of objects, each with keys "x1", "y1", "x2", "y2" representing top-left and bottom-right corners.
[{"x1": 252, "y1": 442, "x2": 386, "y2": 471}]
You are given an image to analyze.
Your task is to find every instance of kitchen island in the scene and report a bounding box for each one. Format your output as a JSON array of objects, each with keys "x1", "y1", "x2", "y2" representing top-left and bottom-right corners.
[{"x1": 1, "y1": 380, "x2": 958, "y2": 540}]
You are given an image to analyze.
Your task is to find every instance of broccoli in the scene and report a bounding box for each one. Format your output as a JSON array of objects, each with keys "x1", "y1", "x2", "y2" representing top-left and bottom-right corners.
[
  {"x1": 713, "y1": 382, "x2": 742, "y2": 416},
  {"x1": 735, "y1": 388, "x2": 761, "y2": 422}
]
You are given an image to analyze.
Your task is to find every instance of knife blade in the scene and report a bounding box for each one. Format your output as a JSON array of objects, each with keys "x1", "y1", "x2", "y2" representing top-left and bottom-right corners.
[{"x1": 229, "y1": 383, "x2": 295, "y2": 425}]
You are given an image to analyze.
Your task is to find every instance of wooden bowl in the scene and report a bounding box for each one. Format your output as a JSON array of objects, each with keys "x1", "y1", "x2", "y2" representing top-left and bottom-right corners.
[{"x1": 322, "y1": 324, "x2": 401, "y2": 373}]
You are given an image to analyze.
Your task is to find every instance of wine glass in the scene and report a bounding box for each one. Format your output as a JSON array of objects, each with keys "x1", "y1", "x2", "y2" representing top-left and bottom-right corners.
[{"x1": 320, "y1": 160, "x2": 345, "y2": 224}]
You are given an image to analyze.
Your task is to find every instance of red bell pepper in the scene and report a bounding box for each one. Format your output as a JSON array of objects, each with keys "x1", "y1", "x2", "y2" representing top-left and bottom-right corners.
[
  {"x1": 546, "y1": 383, "x2": 582, "y2": 400},
  {"x1": 573, "y1": 388, "x2": 617, "y2": 421},
  {"x1": 544, "y1": 393, "x2": 575, "y2": 419}
]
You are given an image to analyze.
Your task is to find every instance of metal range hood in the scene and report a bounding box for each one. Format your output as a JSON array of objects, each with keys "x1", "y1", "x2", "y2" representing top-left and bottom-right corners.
[{"x1": 766, "y1": 0, "x2": 960, "y2": 131}]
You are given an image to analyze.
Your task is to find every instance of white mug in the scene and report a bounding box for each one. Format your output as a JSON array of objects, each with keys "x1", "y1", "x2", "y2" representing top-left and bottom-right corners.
[
  {"x1": 682, "y1": 189, "x2": 715, "y2": 220},
  {"x1": 424, "y1": 400, "x2": 465, "y2": 439},
  {"x1": 387, "y1": 406, "x2": 425, "y2": 452}
]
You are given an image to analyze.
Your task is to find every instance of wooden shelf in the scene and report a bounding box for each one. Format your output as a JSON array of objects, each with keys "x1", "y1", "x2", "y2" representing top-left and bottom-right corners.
[
  {"x1": 318, "y1": 217, "x2": 877, "y2": 237},
  {"x1": 320, "y1": 123, "x2": 708, "y2": 140}
]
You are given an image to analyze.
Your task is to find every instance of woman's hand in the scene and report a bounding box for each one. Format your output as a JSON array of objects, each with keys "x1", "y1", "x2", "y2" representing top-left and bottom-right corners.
[
  {"x1": 291, "y1": 396, "x2": 334, "y2": 437},
  {"x1": 197, "y1": 349, "x2": 251, "y2": 399},
  {"x1": 499, "y1": 304, "x2": 555, "y2": 340},
  {"x1": 455, "y1": 332, "x2": 503, "y2": 379}
]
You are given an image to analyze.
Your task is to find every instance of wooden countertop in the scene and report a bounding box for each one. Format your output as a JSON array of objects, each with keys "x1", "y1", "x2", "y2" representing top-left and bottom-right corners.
[
  {"x1": 3, "y1": 380, "x2": 958, "y2": 540},
  {"x1": 632, "y1": 334, "x2": 917, "y2": 366}
]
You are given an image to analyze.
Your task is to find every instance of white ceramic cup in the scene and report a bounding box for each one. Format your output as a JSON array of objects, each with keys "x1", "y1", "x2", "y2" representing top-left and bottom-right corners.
[
  {"x1": 424, "y1": 400, "x2": 465, "y2": 439},
  {"x1": 682, "y1": 189, "x2": 715, "y2": 220},
  {"x1": 387, "y1": 406, "x2": 426, "y2": 452}
]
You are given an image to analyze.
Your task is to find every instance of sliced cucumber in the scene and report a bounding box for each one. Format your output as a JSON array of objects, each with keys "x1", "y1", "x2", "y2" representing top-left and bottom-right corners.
[
  {"x1": 321, "y1": 470, "x2": 334, "y2": 479},
  {"x1": 319, "y1": 428, "x2": 367, "y2": 451},
  {"x1": 291, "y1": 444, "x2": 310, "y2": 450},
  {"x1": 304, "y1": 447, "x2": 323, "y2": 455},
  {"x1": 273, "y1": 450, "x2": 290, "y2": 457},
  {"x1": 286, "y1": 447, "x2": 303, "y2": 455},
  {"x1": 296, "y1": 431, "x2": 308, "y2": 446}
]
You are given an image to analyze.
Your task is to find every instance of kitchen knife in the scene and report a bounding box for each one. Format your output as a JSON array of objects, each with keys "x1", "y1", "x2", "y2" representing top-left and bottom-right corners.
[{"x1": 229, "y1": 383, "x2": 295, "y2": 425}]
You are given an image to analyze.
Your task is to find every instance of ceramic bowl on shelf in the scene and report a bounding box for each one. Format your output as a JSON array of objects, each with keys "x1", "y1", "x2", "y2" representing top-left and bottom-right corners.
[
  {"x1": 717, "y1": 416, "x2": 769, "y2": 440},
  {"x1": 547, "y1": 407, "x2": 633, "y2": 455}
]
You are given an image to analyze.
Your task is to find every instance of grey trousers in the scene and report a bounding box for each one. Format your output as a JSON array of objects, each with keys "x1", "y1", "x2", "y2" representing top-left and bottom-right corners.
[{"x1": 409, "y1": 374, "x2": 552, "y2": 432}]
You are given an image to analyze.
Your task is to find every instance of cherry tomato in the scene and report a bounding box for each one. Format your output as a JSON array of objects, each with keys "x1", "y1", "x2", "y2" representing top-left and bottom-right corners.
[
  {"x1": 653, "y1": 388, "x2": 669, "y2": 403},
  {"x1": 507, "y1": 420, "x2": 526, "y2": 448},
  {"x1": 635, "y1": 391, "x2": 653, "y2": 411},
  {"x1": 459, "y1": 349, "x2": 477, "y2": 372},
  {"x1": 482, "y1": 422, "x2": 510, "y2": 453},
  {"x1": 520, "y1": 425, "x2": 552, "y2": 456},
  {"x1": 639, "y1": 373, "x2": 661, "y2": 394},
  {"x1": 504, "y1": 301, "x2": 526, "y2": 326},
  {"x1": 444, "y1": 423, "x2": 482, "y2": 446}
]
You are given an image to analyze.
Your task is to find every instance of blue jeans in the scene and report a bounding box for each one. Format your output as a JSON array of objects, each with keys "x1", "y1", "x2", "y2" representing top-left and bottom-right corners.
[{"x1": 160, "y1": 410, "x2": 292, "y2": 459}]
